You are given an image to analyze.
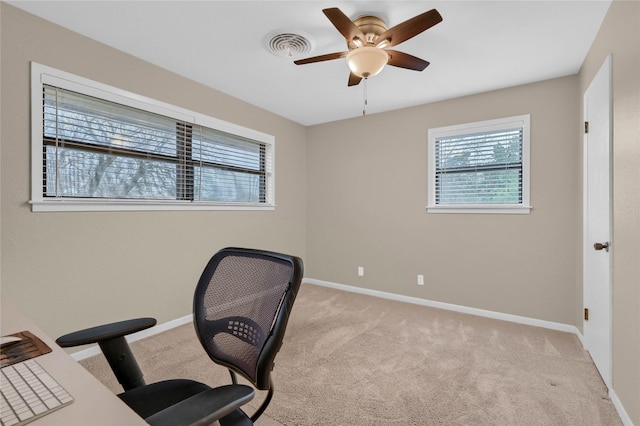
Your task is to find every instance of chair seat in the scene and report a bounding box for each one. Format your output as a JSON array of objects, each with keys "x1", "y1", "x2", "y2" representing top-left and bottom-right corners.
[
  {"x1": 118, "y1": 379, "x2": 254, "y2": 426},
  {"x1": 118, "y1": 379, "x2": 211, "y2": 419}
]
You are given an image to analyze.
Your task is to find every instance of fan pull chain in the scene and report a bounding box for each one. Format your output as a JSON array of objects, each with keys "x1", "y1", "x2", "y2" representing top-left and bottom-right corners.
[{"x1": 362, "y1": 78, "x2": 368, "y2": 116}]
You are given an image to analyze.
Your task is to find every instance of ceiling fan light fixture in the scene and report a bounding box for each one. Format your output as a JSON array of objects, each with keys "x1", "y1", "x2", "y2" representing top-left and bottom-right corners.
[{"x1": 346, "y1": 46, "x2": 389, "y2": 78}]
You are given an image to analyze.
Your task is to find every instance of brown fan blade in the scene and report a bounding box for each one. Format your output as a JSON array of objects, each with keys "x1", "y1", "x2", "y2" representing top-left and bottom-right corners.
[
  {"x1": 323, "y1": 7, "x2": 365, "y2": 47},
  {"x1": 348, "y1": 72, "x2": 363, "y2": 87},
  {"x1": 376, "y1": 9, "x2": 443, "y2": 48},
  {"x1": 386, "y1": 50, "x2": 430, "y2": 71},
  {"x1": 294, "y1": 51, "x2": 348, "y2": 65}
]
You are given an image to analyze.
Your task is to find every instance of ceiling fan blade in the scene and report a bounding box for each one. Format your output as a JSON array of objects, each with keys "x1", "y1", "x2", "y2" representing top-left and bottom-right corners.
[
  {"x1": 386, "y1": 50, "x2": 430, "y2": 71},
  {"x1": 294, "y1": 51, "x2": 348, "y2": 65},
  {"x1": 348, "y1": 72, "x2": 363, "y2": 87},
  {"x1": 323, "y1": 7, "x2": 365, "y2": 46},
  {"x1": 376, "y1": 9, "x2": 443, "y2": 48}
]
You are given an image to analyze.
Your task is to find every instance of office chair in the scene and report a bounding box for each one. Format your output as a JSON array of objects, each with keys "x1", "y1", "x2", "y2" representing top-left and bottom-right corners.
[{"x1": 56, "y1": 247, "x2": 304, "y2": 426}]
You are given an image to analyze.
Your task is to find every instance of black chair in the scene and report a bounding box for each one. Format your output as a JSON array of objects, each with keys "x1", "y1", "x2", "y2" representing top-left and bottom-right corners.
[{"x1": 56, "y1": 247, "x2": 304, "y2": 426}]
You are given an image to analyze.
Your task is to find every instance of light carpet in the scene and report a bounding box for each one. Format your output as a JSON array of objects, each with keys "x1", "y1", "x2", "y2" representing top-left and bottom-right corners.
[{"x1": 81, "y1": 283, "x2": 621, "y2": 425}]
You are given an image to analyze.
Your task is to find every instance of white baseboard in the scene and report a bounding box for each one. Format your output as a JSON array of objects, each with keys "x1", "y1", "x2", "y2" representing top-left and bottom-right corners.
[
  {"x1": 70, "y1": 279, "x2": 578, "y2": 363},
  {"x1": 573, "y1": 327, "x2": 585, "y2": 347},
  {"x1": 609, "y1": 389, "x2": 634, "y2": 426},
  {"x1": 304, "y1": 278, "x2": 580, "y2": 335},
  {"x1": 70, "y1": 314, "x2": 193, "y2": 361},
  {"x1": 68, "y1": 280, "x2": 583, "y2": 359}
]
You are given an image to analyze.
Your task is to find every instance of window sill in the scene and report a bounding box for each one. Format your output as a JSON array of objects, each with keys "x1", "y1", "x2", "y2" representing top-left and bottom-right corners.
[
  {"x1": 426, "y1": 205, "x2": 532, "y2": 214},
  {"x1": 30, "y1": 199, "x2": 276, "y2": 213}
]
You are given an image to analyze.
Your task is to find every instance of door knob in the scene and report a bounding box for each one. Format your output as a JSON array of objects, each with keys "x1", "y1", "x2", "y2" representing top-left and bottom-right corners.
[{"x1": 594, "y1": 242, "x2": 610, "y2": 252}]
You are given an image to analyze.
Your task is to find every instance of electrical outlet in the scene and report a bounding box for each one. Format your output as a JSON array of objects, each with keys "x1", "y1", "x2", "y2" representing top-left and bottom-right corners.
[
  {"x1": 417, "y1": 274, "x2": 424, "y2": 285},
  {"x1": 358, "y1": 266, "x2": 364, "y2": 276}
]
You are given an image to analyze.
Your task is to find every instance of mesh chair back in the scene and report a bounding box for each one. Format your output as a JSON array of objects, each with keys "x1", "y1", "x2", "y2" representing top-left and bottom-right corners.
[{"x1": 193, "y1": 247, "x2": 303, "y2": 390}]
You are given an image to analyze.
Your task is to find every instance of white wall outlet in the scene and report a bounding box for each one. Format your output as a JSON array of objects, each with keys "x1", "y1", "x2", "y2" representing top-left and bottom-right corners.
[
  {"x1": 358, "y1": 266, "x2": 364, "y2": 276},
  {"x1": 417, "y1": 274, "x2": 424, "y2": 285}
]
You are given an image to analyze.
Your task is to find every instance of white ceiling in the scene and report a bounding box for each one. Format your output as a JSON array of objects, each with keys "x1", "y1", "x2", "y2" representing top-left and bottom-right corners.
[{"x1": 7, "y1": 1, "x2": 611, "y2": 126}]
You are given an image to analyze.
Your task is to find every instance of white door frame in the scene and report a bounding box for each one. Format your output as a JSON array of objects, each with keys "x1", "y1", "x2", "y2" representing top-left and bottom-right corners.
[{"x1": 582, "y1": 54, "x2": 613, "y2": 388}]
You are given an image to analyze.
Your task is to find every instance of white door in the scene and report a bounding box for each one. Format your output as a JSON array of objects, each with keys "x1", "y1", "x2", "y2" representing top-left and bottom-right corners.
[{"x1": 583, "y1": 55, "x2": 612, "y2": 388}]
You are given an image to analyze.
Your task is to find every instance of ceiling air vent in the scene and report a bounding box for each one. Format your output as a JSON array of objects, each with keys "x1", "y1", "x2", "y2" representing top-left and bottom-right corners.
[{"x1": 264, "y1": 30, "x2": 315, "y2": 58}]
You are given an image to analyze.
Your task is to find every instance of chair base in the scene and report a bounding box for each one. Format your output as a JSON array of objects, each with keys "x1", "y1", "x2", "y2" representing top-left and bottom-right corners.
[{"x1": 219, "y1": 409, "x2": 253, "y2": 426}]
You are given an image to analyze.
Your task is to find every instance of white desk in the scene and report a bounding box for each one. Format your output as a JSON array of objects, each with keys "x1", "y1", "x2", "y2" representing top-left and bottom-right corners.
[{"x1": 1, "y1": 300, "x2": 147, "y2": 425}]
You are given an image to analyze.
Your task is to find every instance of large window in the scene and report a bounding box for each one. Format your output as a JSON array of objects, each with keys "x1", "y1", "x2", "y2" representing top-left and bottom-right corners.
[
  {"x1": 428, "y1": 115, "x2": 530, "y2": 214},
  {"x1": 31, "y1": 63, "x2": 274, "y2": 212}
]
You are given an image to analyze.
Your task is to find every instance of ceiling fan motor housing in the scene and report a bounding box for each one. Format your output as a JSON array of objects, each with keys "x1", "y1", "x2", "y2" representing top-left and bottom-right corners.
[{"x1": 350, "y1": 15, "x2": 388, "y2": 48}]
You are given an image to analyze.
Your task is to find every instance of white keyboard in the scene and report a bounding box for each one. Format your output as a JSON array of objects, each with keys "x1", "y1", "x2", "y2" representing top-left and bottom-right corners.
[{"x1": 0, "y1": 359, "x2": 73, "y2": 426}]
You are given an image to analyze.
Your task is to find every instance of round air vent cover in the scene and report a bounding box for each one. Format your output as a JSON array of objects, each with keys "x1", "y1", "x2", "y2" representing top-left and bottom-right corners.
[{"x1": 264, "y1": 30, "x2": 315, "y2": 58}]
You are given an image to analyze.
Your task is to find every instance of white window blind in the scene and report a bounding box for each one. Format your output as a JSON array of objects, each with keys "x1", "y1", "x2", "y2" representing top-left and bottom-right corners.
[
  {"x1": 428, "y1": 115, "x2": 530, "y2": 214},
  {"x1": 31, "y1": 63, "x2": 274, "y2": 211},
  {"x1": 191, "y1": 126, "x2": 268, "y2": 203}
]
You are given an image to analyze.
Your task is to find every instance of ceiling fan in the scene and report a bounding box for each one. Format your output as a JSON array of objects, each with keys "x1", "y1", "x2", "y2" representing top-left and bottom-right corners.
[{"x1": 294, "y1": 7, "x2": 443, "y2": 86}]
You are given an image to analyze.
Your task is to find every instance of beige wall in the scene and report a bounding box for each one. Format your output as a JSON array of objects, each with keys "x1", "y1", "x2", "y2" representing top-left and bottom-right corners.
[
  {"x1": 307, "y1": 76, "x2": 580, "y2": 325},
  {"x1": 0, "y1": 4, "x2": 307, "y2": 338},
  {"x1": 579, "y1": 0, "x2": 640, "y2": 422}
]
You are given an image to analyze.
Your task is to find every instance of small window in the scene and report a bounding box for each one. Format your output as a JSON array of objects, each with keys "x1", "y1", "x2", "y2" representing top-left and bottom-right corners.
[
  {"x1": 31, "y1": 63, "x2": 274, "y2": 212},
  {"x1": 428, "y1": 115, "x2": 530, "y2": 214}
]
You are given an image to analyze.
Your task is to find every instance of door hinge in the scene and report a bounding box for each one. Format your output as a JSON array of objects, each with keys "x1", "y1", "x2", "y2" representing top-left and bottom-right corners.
[
  {"x1": 584, "y1": 121, "x2": 589, "y2": 134},
  {"x1": 584, "y1": 308, "x2": 589, "y2": 321}
]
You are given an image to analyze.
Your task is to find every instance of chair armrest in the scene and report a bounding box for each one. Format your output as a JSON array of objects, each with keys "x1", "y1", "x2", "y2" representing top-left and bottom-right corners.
[
  {"x1": 145, "y1": 385, "x2": 255, "y2": 426},
  {"x1": 56, "y1": 318, "x2": 157, "y2": 347},
  {"x1": 56, "y1": 317, "x2": 157, "y2": 391}
]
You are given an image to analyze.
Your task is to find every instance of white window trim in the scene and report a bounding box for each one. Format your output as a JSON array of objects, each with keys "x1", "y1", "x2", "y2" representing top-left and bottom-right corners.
[
  {"x1": 30, "y1": 62, "x2": 275, "y2": 212},
  {"x1": 427, "y1": 114, "x2": 531, "y2": 214}
]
